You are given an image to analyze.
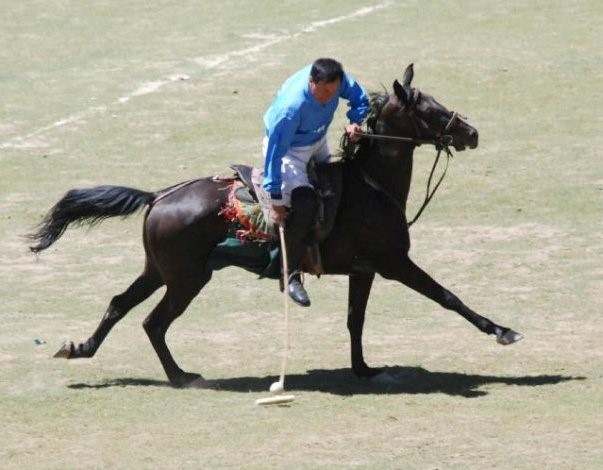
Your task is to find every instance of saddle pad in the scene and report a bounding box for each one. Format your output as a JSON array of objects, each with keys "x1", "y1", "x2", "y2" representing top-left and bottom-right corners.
[{"x1": 219, "y1": 181, "x2": 274, "y2": 242}]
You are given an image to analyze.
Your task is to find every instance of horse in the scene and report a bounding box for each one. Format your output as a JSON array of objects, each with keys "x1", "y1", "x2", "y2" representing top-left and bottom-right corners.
[{"x1": 29, "y1": 64, "x2": 522, "y2": 388}]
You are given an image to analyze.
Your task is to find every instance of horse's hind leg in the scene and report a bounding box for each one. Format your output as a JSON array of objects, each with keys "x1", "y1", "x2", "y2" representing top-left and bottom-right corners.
[
  {"x1": 385, "y1": 256, "x2": 523, "y2": 345},
  {"x1": 55, "y1": 266, "x2": 163, "y2": 359},
  {"x1": 142, "y1": 270, "x2": 212, "y2": 388}
]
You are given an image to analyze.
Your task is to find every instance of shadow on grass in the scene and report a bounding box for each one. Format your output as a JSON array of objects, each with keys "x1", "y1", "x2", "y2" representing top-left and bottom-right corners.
[
  {"x1": 68, "y1": 366, "x2": 585, "y2": 398},
  {"x1": 68, "y1": 378, "x2": 171, "y2": 389}
]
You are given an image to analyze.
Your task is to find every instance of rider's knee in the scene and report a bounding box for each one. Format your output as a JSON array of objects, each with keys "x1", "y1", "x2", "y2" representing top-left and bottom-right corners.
[{"x1": 290, "y1": 186, "x2": 318, "y2": 214}]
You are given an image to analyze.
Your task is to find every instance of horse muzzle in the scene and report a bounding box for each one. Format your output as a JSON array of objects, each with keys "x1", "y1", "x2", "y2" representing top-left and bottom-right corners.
[{"x1": 452, "y1": 128, "x2": 478, "y2": 151}]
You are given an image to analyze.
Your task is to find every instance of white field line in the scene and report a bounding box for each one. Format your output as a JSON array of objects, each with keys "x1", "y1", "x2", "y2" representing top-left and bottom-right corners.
[
  {"x1": 0, "y1": 2, "x2": 391, "y2": 152},
  {"x1": 117, "y1": 74, "x2": 191, "y2": 104}
]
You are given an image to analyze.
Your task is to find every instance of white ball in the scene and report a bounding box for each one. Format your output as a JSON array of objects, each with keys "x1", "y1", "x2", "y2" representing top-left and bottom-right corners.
[{"x1": 269, "y1": 381, "x2": 284, "y2": 394}]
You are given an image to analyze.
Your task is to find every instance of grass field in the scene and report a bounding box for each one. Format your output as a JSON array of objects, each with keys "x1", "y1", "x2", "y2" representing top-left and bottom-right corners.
[{"x1": 1, "y1": 1, "x2": 601, "y2": 469}]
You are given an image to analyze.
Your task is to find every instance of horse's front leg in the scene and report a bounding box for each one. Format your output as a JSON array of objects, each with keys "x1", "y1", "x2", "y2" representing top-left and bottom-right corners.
[
  {"x1": 347, "y1": 272, "x2": 383, "y2": 378},
  {"x1": 384, "y1": 256, "x2": 522, "y2": 345}
]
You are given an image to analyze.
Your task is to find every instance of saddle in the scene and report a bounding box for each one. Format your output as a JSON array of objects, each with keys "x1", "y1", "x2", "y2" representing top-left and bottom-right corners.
[{"x1": 229, "y1": 162, "x2": 343, "y2": 274}]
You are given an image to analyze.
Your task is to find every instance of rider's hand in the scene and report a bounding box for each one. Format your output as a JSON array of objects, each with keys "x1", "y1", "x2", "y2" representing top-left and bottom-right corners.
[
  {"x1": 270, "y1": 204, "x2": 287, "y2": 226},
  {"x1": 346, "y1": 123, "x2": 363, "y2": 143}
]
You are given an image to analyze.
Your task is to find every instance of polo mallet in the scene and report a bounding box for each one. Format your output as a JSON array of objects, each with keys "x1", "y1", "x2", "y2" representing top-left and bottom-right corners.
[{"x1": 255, "y1": 224, "x2": 295, "y2": 406}]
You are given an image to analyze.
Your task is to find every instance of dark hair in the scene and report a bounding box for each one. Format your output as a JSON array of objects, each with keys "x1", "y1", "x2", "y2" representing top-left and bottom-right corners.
[{"x1": 310, "y1": 58, "x2": 344, "y2": 83}]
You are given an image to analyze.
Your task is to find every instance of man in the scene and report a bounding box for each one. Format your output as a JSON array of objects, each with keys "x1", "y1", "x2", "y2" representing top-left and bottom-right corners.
[{"x1": 262, "y1": 58, "x2": 369, "y2": 307}]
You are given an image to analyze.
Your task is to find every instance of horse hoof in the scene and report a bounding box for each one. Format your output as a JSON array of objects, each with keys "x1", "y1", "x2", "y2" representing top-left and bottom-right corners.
[
  {"x1": 497, "y1": 329, "x2": 524, "y2": 345},
  {"x1": 53, "y1": 342, "x2": 73, "y2": 359},
  {"x1": 185, "y1": 376, "x2": 209, "y2": 389},
  {"x1": 170, "y1": 372, "x2": 206, "y2": 388},
  {"x1": 371, "y1": 371, "x2": 402, "y2": 386}
]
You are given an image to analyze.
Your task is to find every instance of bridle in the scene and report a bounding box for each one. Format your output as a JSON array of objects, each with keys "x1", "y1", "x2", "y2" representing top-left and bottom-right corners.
[{"x1": 344, "y1": 90, "x2": 465, "y2": 226}]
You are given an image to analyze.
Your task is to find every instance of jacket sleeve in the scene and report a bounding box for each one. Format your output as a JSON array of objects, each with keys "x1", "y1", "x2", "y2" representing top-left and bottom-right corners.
[
  {"x1": 341, "y1": 73, "x2": 370, "y2": 124},
  {"x1": 262, "y1": 112, "x2": 300, "y2": 203}
]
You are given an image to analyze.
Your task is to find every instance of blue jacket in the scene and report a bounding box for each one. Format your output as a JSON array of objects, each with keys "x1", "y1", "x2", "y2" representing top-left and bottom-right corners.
[{"x1": 262, "y1": 64, "x2": 369, "y2": 199}]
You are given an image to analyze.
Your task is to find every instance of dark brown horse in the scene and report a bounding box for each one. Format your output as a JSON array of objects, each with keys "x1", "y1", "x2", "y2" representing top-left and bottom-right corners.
[{"x1": 29, "y1": 64, "x2": 522, "y2": 387}]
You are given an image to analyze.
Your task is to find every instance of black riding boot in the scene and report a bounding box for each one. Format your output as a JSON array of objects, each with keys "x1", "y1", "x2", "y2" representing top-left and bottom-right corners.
[{"x1": 284, "y1": 187, "x2": 318, "y2": 307}]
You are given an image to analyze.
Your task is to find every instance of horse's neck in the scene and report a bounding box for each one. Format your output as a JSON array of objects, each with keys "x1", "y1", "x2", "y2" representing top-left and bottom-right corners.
[{"x1": 361, "y1": 141, "x2": 415, "y2": 212}]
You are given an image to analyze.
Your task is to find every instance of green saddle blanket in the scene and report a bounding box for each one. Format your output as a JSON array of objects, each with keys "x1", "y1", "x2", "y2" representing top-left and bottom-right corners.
[
  {"x1": 207, "y1": 237, "x2": 281, "y2": 279},
  {"x1": 208, "y1": 184, "x2": 280, "y2": 278}
]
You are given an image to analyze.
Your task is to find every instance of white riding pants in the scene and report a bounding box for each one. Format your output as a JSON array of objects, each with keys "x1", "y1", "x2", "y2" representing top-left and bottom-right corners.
[{"x1": 262, "y1": 136, "x2": 331, "y2": 207}]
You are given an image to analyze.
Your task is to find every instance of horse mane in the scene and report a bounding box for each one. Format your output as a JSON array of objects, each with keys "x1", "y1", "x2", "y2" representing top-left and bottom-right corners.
[
  {"x1": 337, "y1": 92, "x2": 389, "y2": 160},
  {"x1": 366, "y1": 92, "x2": 390, "y2": 132}
]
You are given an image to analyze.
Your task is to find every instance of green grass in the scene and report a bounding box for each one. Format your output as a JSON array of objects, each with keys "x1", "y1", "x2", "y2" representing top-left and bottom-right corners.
[{"x1": 1, "y1": 1, "x2": 602, "y2": 469}]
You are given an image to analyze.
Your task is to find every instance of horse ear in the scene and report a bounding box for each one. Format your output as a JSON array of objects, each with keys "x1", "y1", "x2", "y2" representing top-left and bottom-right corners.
[
  {"x1": 402, "y1": 63, "x2": 414, "y2": 87},
  {"x1": 393, "y1": 79, "x2": 410, "y2": 106}
]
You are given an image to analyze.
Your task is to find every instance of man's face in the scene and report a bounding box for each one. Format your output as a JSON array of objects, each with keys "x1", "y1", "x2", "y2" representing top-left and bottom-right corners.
[{"x1": 309, "y1": 78, "x2": 341, "y2": 104}]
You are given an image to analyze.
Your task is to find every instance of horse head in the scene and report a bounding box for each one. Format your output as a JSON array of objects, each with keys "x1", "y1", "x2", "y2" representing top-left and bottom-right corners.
[{"x1": 374, "y1": 64, "x2": 478, "y2": 151}]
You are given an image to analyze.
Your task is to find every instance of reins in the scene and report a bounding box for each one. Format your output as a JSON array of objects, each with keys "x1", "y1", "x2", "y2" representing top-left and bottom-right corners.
[
  {"x1": 355, "y1": 132, "x2": 448, "y2": 147},
  {"x1": 407, "y1": 141, "x2": 453, "y2": 226},
  {"x1": 341, "y1": 130, "x2": 454, "y2": 227}
]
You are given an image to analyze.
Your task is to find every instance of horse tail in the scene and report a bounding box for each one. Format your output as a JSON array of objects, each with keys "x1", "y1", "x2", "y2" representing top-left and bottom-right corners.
[{"x1": 28, "y1": 185, "x2": 156, "y2": 253}]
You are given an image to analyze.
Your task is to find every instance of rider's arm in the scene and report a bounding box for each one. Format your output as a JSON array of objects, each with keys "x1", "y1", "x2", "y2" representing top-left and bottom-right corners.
[
  {"x1": 340, "y1": 73, "x2": 370, "y2": 125},
  {"x1": 262, "y1": 112, "x2": 300, "y2": 204}
]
